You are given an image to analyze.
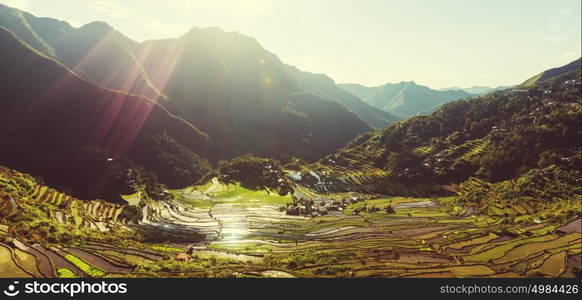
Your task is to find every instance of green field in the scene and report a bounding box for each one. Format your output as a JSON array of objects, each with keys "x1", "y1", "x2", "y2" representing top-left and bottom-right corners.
[
  {"x1": 64, "y1": 254, "x2": 106, "y2": 277},
  {"x1": 211, "y1": 183, "x2": 292, "y2": 206}
]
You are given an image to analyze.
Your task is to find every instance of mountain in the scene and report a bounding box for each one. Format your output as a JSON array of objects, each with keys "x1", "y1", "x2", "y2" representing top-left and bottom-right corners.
[
  {"x1": 521, "y1": 58, "x2": 581, "y2": 87},
  {"x1": 0, "y1": 3, "x2": 165, "y2": 101},
  {"x1": 339, "y1": 81, "x2": 475, "y2": 118},
  {"x1": 0, "y1": 4, "x2": 374, "y2": 162},
  {"x1": 283, "y1": 66, "x2": 399, "y2": 128},
  {"x1": 321, "y1": 59, "x2": 581, "y2": 194},
  {"x1": 337, "y1": 83, "x2": 381, "y2": 100},
  {"x1": 439, "y1": 85, "x2": 513, "y2": 95},
  {"x1": 131, "y1": 27, "x2": 372, "y2": 162},
  {"x1": 0, "y1": 27, "x2": 212, "y2": 202}
]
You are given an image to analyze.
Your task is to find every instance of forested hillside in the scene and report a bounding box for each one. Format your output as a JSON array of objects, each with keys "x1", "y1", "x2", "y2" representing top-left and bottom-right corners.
[
  {"x1": 324, "y1": 60, "x2": 581, "y2": 189},
  {"x1": 0, "y1": 27, "x2": 211, "y2": 202}
]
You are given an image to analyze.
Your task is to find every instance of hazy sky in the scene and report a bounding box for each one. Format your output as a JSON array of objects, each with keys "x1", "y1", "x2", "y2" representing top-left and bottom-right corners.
[{"x1": 2, "y1": 0, "x2": 581, "y2": 88}]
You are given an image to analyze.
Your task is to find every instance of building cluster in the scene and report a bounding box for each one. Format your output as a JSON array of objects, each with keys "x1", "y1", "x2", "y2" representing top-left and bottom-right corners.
[{"x1": 281, "y1": 194, "x2": 379, "y2": 217}]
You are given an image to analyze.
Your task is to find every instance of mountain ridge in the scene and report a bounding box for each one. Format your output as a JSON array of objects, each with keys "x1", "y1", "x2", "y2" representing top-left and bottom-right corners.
[
  {"x1": 438, "y1": 85, "x2": 514, "y2": 94},
  {"x1": 0, "y1": 26, "x2": 212, "y2": 202},
  {"x1": 320, "y1": 59, "x2": 581, "y2": 195},
  {"x1": 283, "y1": 65, "x2": 400, "y2": 128},
  {"x1": 521, "y1": 58, "x2": 581, "y2": 87},
  {"x1": 339, "y1": 81, "x2": 475, "y2": 118},
  {"x1": 0, "y1": 4, "x2": 376, "y2": 163}
]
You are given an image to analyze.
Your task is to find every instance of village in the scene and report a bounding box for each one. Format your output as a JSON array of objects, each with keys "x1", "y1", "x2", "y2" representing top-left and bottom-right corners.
[{"x1": 280, "y1": 193, "x2": 393, "y2": 217}]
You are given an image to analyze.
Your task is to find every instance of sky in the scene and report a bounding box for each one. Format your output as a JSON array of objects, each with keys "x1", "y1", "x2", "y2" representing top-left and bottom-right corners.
[{"x1": 2, "y1": 0, "x2": 581, "y2": 88}]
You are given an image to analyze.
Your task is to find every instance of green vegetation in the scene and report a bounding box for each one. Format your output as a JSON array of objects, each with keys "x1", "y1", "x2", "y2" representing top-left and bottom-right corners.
[
  {"x1": 64, "y1": 254, "x2": 106, "y2": 277},
  {"x1": 133, "y1": 132, "x2": 212, "y2": 188},
  {"x1": 454, "y1": 166, "x2": 581, "y2": 223},
  {"x1": 266, "y1": 250, "x2": 361, "y2": 270},
  {"x1": 133, "y1": 256, "x2": 241, "y2": 278},
  {"x1": 1, "y1": 164, "x2": 580, "y2": 278},
  {"x1": 57, "y1": 268, "x2": 77, "y2": 278},
  {"x1": 1, "y1": 3, "x2": 377, "y2": 168},
  {"x1": 0, "y1": 4, "x2": 580, "y2": 279},
  {"x1": 343, "y1": 197, "x2": 396, "y2": 215},
  {"x1": 216, "y1": 155, "x2": 291, "y2": 195},
  {"x1": 322, "y1": 64, "x2": 581, "y2": 194},
  {"x1": 212, "y1": 183, "x2": 291, "y2": 206},
  {"x1": 0, "y1": 26, "x2": 211, "y2": 203},
  {"x1": 151, "y1": 245, "x2": 183, "y2": 253}
]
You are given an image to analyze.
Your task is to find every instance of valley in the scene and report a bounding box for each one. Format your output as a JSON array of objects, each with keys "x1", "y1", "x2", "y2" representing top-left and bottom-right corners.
[{"x1": 0, "y1": 2, "x2": 580, "y2": 280}]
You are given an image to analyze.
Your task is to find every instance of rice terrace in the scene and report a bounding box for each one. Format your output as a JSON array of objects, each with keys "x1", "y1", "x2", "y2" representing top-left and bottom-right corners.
[
  {"x1": 0, "y1": 0, "x2": 581, "y2": 280},
  {"x1": 1, "y1": 162, "x2": 580, "y2": 278}
]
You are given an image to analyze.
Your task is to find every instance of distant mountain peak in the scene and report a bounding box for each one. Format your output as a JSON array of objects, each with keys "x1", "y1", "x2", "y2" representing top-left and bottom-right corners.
[
  {"x1": 184, "y1": 26, "x2": 224, "y2": 35},
  {"x1": 340, "y1": 81, "x2": 475, "y2": 118},
  {"x1": 81, "y1": 21, "x2": 111, "y2": 28},
  {"x1": 438, "y1": 85, "x2": 514, "y2": 95},
  {"x1": 179, "y1": 26, "x2": 263, "y2": 51},
  {"x1": 79, "y1": 21, "x2": 113, "y2": 32},
  {"x1": 383, "y1": 81, "x2": 416, "y2": 87},
  {"x1": 182, "y1": 26, "x2": 256, "y2": 41},
  {"x1": 283, "y1": 64, "x2": 399, "y2": 128}
]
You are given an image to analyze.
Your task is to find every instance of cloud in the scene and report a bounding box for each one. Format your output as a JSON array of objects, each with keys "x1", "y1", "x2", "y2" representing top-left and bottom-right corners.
[
  {"x1": 87, "y1": 0, "x2": 138, "y2": 19},
  {"x1": 1, "y1": 0, "x2": 29, "y2": 10}
]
